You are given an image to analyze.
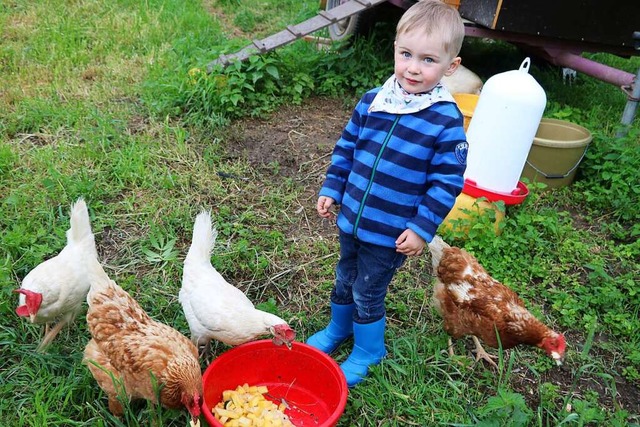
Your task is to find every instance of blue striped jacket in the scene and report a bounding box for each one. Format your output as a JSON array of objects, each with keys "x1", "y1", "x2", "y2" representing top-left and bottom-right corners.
[{"x1": 320, "y1": 87, "x2": 468, "y2": 247}]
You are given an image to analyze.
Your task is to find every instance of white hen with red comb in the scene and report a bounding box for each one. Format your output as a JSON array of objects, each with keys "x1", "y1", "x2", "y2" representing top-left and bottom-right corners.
[
  {"x1": 15, "y1": 198, "x2": 98, "y2": 351},
  {"x1": 179, "y1": 211, "x2": 295, "y2": 354}
]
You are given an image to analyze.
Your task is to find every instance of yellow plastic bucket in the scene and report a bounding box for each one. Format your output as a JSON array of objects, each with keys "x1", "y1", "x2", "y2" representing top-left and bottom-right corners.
[
  {"x1": 452, "y1": 93, "x2": 479, "y2": 132},
  {"x1": 521, "y1": 118, "x2": 592, "y2": 188},
  {"x1": 439, "y1": 180, "x2": 528, "y2": 237},
  {"x1": 439, "y1": 192, "x2": 505, "y2": 235}
]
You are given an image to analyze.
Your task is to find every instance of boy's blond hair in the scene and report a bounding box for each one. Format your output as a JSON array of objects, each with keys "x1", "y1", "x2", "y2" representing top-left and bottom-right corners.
[{"x1": 396, "y1": 0, "x2": 465, "y2": 58}]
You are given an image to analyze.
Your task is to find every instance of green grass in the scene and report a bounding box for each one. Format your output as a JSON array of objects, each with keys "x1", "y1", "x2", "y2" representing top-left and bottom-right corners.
[{"x1": 1, "y1": 0, "x2": 639, "y2": 426}]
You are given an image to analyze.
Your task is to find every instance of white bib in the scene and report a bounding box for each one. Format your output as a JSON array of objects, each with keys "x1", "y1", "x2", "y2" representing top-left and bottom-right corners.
[{"x1": 368, "y1": 75, "x2": 455, "y2": 115}]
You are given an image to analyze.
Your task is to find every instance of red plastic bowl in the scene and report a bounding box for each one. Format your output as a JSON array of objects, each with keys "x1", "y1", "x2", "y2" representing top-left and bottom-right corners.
[
  {"x1": 462, "y1": 179, "x2": 529, "y2": 205},
  {"x1": 202, "y1": 340, "x2": 348, "y2": 427}
]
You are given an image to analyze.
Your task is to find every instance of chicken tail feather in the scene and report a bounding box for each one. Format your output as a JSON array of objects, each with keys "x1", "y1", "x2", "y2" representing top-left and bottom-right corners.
[
  {"x1": 428, "y1": 235, "x2": 451, "y2": 271},
  {"x1": 186, "y1": 211, "x2": 218, "y2": 264},
  {"x1": 67, "y1": 198, "x2": 94, "y2": 245}
]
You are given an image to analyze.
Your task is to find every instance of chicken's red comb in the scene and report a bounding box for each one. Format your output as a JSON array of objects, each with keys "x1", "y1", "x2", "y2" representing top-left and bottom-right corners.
[
  {"x1": 13, "y1": 289, "x2": 43, "y2": 315},
  {"x1": 556, "y1": 333, "x2": 567, "y2": 352},
  {"x1": 284, "y1": 328, "x2": 296, "y2": 341},
  {"x1": 14, "y1": 288, "x2": 40, "y2": 297},
  {"x1": 15, "y1": 305, "x2": 29, "y2": 317}
]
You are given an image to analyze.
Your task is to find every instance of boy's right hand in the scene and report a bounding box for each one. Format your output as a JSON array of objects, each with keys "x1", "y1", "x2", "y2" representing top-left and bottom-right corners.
[{"x1": 317, "y1": 196, "x2": 336, "y2": 218}]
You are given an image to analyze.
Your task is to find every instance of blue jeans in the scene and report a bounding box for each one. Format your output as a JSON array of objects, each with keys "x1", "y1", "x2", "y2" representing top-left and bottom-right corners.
[{"x1": 330, "y1": 231, "x2": 406, "y2": 324}]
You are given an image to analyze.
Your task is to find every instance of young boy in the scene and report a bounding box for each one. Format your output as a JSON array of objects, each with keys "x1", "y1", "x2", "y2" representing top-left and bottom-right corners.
[{"x1": 307, "y1": 0, "x2": 468, "y2": 387}]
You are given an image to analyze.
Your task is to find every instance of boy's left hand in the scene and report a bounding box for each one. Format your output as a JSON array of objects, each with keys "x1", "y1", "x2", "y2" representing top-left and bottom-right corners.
[{"x1": 395, "y1": 229, "x2": 425, "y2": 256}]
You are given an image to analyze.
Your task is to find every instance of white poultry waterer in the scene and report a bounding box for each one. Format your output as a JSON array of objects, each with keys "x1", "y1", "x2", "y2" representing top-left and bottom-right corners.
[{"x1": 464, "y1": 58, "x2": 547, "y2": 194}]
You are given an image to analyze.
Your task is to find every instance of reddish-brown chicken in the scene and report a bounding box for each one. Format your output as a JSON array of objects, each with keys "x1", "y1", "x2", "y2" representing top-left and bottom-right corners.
[
  {"x1": 83, "y1": 259, "x2": 203, "y2": 424},
  {"x1": 428, "y1": 235, "x2": 566, "y2": 367}
]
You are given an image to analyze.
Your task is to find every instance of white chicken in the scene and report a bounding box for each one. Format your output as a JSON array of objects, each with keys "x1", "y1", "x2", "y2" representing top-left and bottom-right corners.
[
  {"x1": 14, "y1": 198, "x2": 98, "y2": 351},
  {"x1": 441, "y1": 64, "x2": 483, "y2": 95},
  {"x1": 179, "y1": 211, "x2": 296, "y2": 355}
]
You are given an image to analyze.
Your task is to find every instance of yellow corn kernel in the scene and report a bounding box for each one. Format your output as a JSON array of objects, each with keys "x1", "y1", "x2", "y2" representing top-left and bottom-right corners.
[
  {"x1": 230, "y1": 393, "x2": 242, "y2": 409},
  {"x1": 257, "y1": 400, "x2": 272, "y2": 410},
  {"x1": 248, "y1": 395, "x2": 261, "y2": 408},
  {"x1": 213, "y1": 384, "x2": 293, "y2": 427},
  {"x1": 215, "y1": 407, "x2": 240, "y2": 419}
]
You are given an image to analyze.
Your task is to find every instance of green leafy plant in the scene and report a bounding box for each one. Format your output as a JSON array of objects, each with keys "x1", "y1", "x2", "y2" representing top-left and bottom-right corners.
[
  {"x1": 573, "y1": 128, "x2": 640, "y2": 226},
  {"x1": 141, "y1": 227, "x2": 179, "y2": 268},
  {"x1": 473, "y1": 389, "x2": 534, "y2": 427}
]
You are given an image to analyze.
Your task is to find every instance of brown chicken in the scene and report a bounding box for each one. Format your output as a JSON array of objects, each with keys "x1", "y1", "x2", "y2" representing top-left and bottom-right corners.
[
  {"x1": 83, "y1": 258, "x2": 203, "y2": 424},
  {"x1": 428, "y1": 235, "x2": 566, "y2": 367}
]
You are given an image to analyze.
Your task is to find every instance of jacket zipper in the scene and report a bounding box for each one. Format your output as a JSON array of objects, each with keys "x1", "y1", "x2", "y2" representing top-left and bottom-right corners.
[{"x1": 353, "y1": 115, "x2": 401, "y2": 238}]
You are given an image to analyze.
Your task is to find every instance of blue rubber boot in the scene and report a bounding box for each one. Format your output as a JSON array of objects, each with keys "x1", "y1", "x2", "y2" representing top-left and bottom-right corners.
[
  {"x1": 306, "y1": 302, "x2": 355, "y2": 354},
  {"x1": 340, "y1": 317, "x2": 386, "y2": 387}
]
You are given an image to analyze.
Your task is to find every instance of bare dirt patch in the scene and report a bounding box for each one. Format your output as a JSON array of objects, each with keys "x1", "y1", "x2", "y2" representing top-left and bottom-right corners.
[
  {"x1": 220, "y1": 97, "x2": 353, "y2": 239},
  {"x1": 221, "y1": 97, "x2": 351, "y2": 178}
]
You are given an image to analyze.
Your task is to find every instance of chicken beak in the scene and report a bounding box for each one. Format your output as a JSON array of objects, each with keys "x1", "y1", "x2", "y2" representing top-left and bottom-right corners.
[
  {"x1": 29, "y1": 313, "x2": 37, "y2": 323},
  {"x1": 285, "y1": 341, "x2": 292, "y2": 350},
  {"x1": 551, "y1": 351, "x2": 563, "y2": 366}
]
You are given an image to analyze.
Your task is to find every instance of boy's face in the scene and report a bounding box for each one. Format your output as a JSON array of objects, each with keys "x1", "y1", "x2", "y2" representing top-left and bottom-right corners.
[{"x1": 394, "y1": 28, "x2": 461, "y2": 94}]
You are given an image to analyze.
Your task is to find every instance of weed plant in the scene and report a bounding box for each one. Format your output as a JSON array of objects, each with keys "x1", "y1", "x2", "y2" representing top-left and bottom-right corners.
[{"x1": 1, "y1": 0, "x2": 639, "y2": 426}]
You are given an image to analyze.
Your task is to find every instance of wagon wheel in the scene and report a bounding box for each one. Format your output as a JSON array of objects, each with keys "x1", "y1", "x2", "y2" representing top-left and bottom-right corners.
[{"x1": 323, "y1": 0, "x2": 373, "y2": 43}]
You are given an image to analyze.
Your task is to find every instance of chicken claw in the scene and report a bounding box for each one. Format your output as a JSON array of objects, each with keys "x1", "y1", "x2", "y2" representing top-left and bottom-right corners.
[
  {"x1": 37, "y1": 319, "x2": 71, "y2": 352},
  {"x1": 472, "y1": 336, "x2": 498, "y2": 368},
  {"x1": 447, "y1": 338, "x2": 455, "y2": 357}
]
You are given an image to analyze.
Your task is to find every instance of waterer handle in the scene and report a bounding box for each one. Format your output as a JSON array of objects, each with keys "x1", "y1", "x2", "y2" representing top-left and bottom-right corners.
[{"x1": 519, "y1": 57, "x2": 531, "y2": 73}]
